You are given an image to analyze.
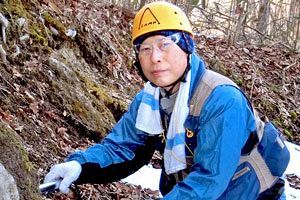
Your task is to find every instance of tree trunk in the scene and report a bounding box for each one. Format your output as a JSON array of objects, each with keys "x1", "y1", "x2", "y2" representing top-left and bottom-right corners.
[
  {"x1": 230, "y1": 0, "x2": 247, "y2": 45},
  {"x1": 138, "y1": 0, "x2": 146, "y2": 10},
  {"x1": 256, "y1": 0, "x2": 270, "y2": 37},
  {"x1": 291, "y1": 0, "x2": 300, "y2": 49},
  {"x1": 201, "y1": 0, "x2": 206, "y2": 9}
]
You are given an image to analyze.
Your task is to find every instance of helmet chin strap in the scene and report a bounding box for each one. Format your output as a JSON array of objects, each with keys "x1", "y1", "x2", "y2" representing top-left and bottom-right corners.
[
  {"x1": 150, "y1": 55, "x2": 191, "y2": 98},
  {"x1": 161, "y1": 67, "x2": 188, "y2": 97}
]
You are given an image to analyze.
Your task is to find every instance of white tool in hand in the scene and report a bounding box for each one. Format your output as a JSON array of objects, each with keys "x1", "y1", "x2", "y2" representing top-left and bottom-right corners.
[{"x1": 39, "y1": 179, "x2": 61, "y2": 194}]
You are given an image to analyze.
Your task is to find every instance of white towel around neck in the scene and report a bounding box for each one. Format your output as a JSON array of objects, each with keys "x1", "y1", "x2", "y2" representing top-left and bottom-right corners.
[{"x1": 135, "y1": 71, "x2": 191, "y2": 174}]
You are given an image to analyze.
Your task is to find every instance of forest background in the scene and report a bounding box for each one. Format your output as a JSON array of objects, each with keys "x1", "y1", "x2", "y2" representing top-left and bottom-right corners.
[{"x1": 121, "y1": 0, "x2": 300, "y2": 51}]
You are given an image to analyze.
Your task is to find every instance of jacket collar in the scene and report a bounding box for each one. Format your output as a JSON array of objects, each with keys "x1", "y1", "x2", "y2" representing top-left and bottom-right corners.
[{"x1": 189, "y1": 52, "x2": 206, "y2": 99}]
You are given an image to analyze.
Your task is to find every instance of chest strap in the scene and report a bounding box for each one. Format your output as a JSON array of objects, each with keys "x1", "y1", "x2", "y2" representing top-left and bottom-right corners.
[
  {"x1": 189, "y1": 69, "x2": 278, "y2": 193},
  {"x1": 189, "y1": 70, "x2": 238, "y2": 116}
]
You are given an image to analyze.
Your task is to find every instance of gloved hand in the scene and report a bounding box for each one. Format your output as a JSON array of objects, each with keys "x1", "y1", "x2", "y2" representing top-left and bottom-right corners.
[{"x1": 44, "y1": 160, "x2": 82, "y2": 193}]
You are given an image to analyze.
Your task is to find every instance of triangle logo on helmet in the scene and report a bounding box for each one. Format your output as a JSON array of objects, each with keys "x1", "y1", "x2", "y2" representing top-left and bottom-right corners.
[{"x1": 138, "y1": 8, "x2": 160, "y2": 30}]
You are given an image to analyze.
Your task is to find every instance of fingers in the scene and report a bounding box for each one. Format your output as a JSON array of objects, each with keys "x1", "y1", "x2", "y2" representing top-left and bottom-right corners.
[
  {"x1": 59, "y1": 176, "x2": 73, "y2": 193},
  {"x1": 43, "y1": 161, "x2": 82, "y2": 194},
  {"x1": 44, "y1": 165, "x2": 62, "y2": 183},
  {"x1": 43, "y1": 168, "x2": 72, "y2": 194}
]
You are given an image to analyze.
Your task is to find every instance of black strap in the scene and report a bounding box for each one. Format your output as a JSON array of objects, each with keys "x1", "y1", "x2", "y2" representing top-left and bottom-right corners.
[{"x1": 257, "y1": 178, "x2": 285, "y2": 200}]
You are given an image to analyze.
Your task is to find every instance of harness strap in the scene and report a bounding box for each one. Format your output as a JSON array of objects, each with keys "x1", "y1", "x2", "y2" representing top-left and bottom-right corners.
[
  {"x1": 190, "y1": 70, "x2": 237, "y2": 116},
  {"x1": 239, "y1": 148, "x2": 278, "y2": 193},
  {"x1": 189, "y1": 69, "x2": 278, "y2": 193},
  {"x1": 239, "y1": 110, "x2": 278, "y2": 192}
]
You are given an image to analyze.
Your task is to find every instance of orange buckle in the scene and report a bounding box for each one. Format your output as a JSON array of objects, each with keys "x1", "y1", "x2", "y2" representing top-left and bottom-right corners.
[{"x1": 186, "y1": 128, "x2": 194, "y2": 138}]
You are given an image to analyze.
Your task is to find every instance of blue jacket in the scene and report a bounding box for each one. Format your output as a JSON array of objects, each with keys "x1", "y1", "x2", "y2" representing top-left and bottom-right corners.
[{"x1": 68, "y1": 53, "x2": 258, "y2": 199}]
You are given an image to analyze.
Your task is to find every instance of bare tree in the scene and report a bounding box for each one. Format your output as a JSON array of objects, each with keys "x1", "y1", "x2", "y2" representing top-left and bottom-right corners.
[
  {"x1": 138, "y1": 0, "x2": 147, "y2": 10},
  {"x1": 287, "y1": 0, "x2": 300, "y2": 49},
  {"x1": 256, "y1": 0, "x2": 270, "y2": 39},
  {"x1": 230, "y1": 0, "x2": 247, "y2": 45},
  {"x1": 110, "y1": 0, "x2": 300, "y2": 51},
  {"x1": 201, "y1": 0, "x2": 206, "y2": 9}
]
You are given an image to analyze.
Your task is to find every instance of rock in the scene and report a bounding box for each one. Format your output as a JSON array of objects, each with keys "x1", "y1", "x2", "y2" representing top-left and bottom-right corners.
[
  {"x1": 0, "y1": 122, "x2": 41, "y2": 200},
  {"x1": 0, "y1": 162, "x2": 19, "y2": 200}
]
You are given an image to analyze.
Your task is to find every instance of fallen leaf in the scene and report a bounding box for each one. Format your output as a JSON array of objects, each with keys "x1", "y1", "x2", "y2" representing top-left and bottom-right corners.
[
  {"x1": 29, "y1": 102, "x2": 39, "y2": 114},
  {"x1": 57, "y1": 127, "x2": 68, "y2": 135}
]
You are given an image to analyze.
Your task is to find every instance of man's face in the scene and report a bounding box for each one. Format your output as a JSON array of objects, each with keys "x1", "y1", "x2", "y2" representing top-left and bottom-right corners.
[{"x1": 137, "y1": 35, "x2": 188, "y2": 88}]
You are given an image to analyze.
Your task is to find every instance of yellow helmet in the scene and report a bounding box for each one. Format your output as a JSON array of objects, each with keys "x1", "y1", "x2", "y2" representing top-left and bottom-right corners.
[{"x1": 132, "y1": 1, "x2": 193, "y2": 43}]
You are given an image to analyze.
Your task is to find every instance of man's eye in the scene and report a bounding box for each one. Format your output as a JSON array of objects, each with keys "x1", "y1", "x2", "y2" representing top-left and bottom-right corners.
[
  {"x1": 160, "y1": 40, "x2": 173, "y2": 49},
  {"x1": 140, "y1": 46, "x2": 151, "y2": 53}
]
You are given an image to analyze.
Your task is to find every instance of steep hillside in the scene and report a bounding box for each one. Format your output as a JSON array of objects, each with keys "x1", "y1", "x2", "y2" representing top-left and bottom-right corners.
[
  {"x1": 0, "y1": 0, "x2": 144, "y2": 199},
  {"x1": 0, "y1": 0, "x2": 299, "y2": 199}
]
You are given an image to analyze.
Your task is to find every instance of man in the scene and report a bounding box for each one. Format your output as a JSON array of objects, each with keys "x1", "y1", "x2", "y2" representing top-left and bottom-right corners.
[{"x1": 44, "y1": 2, "x2": 289, "y2": 199}]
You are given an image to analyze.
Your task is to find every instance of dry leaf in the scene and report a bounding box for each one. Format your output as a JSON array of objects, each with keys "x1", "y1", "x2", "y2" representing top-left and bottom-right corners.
[
  {"x1": 29, "y1": 102, "x2": 39, "y2": 114},
  {"x1": 57, "y1": 127, "x2": 68, "y2": 135}
]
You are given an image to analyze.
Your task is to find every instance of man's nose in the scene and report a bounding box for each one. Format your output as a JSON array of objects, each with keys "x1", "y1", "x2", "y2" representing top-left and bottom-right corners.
[{"x1": 150, "y1": 47, "x2": 162, "y2": 63}]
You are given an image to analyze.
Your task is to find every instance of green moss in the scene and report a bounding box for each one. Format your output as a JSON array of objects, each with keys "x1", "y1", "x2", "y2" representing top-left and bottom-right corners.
[
  {"x1": 76, "y1": 71, "x2": 114, "y2": 105},
  {"x1": 71, "y1": 99, "x2": 90, "y2": 119},
  {"x1": 49, "y1": 71, "x2": 116, "y2": 135},
  {"x1": 261, "y1": 100, "x2": 276, "y2": 113},
  {"x1": 209, "y1": 58, "x2": 229, "y2": 76},
  {"x1": 29, "y1": 27, "x2": 48, "y2": 45},
  {"x1": 0, "y1": 125, "x2": 33, "y2": 173},
  {"x1": 284, "y1": 129, "x2": 294, "y2": 139},
  {"x1": 42, "y1": 12, "x2": 67, "y2": 35},
  {"x1": 290, "y1": 110, "x2": 297, "y2": 121},
  {"x1": 91, "y1": 85, "x2": 114, "y2": 104},
  {"x1": 74, "y1": 70, "x2": 128, "y2": 123},
  {"x1": 87, "y1": 80, "x2": 127, "y2": 113},
  {"x1": 0, "y1": 122, "x2": 41, "y2": 199},
  {"x1": 4, "y1": 0, "x2": 31, "y2": 18},
  {"x1": 270, "y1": 84, "x2": 280, "y2": 93},
  {"x1": 273, "y1": 119, "x2": 282, "y2": 127},
  {"x1": 47, "y1": 49, "x2": 128, "y2": 136},
  {"x1": 3, "y1": 0, "x2": 49, "y2": 46},
  {"x1": 231, "y1": 74, "x2": 243, "y2": 86}
]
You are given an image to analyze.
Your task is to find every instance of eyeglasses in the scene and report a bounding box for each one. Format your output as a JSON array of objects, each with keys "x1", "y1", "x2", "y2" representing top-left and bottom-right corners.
[{"x1": 134, "y1": 32, "x2": 181, "y2": 56}]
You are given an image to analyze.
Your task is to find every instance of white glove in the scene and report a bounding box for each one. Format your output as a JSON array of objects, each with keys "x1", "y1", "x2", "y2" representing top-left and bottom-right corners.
[{"x1": 44, "y1": 160, "x2": 82, "y2": 193}]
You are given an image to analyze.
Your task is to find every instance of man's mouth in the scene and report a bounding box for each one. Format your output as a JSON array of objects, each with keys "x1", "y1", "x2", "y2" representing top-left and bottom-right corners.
[{"x1": 151, "y1": 69, "x2": 166, "y2": 76}]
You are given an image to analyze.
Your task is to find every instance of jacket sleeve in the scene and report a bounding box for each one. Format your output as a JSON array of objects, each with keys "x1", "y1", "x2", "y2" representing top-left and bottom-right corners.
[
  {"x1": 163, "y1": 85, "x2": 256, "y2": 200},
  {"x1": 67, "y1": 91, "x2": 158, "y2": 184}
]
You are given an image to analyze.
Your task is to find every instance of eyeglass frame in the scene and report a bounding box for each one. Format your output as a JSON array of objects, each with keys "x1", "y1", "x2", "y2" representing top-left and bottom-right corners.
[{"x1": 133, "y1": 32, "x2": 182, "y2": 56}]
